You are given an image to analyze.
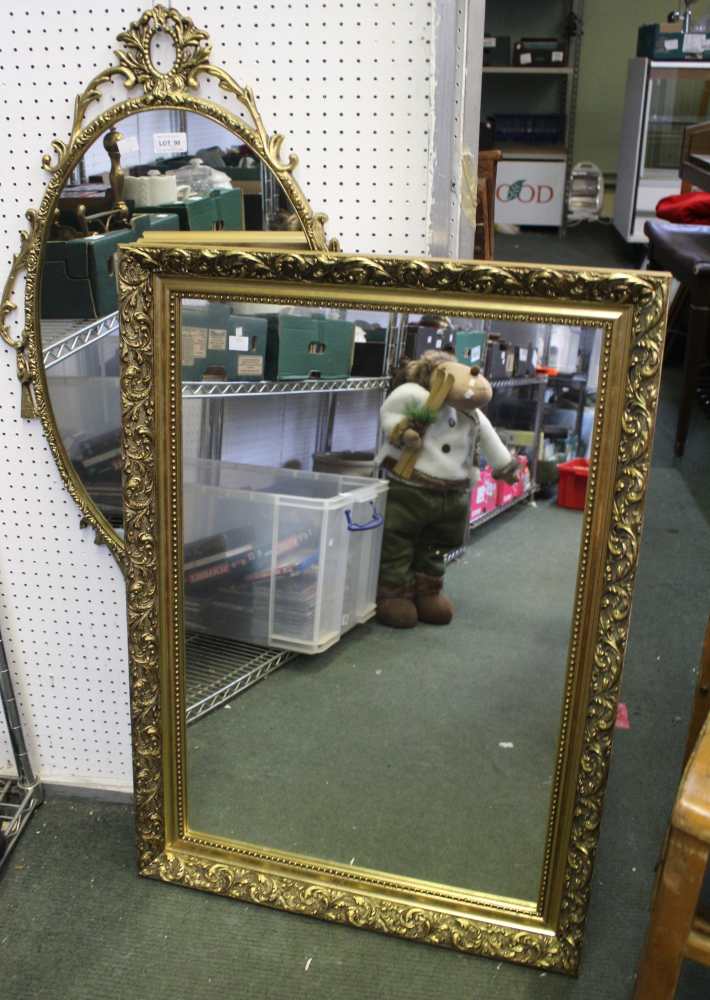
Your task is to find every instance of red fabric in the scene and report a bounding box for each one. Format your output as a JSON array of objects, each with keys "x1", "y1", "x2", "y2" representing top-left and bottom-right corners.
[{"x1": 656, "y1": 192, "x2": 710, "y2": 224}]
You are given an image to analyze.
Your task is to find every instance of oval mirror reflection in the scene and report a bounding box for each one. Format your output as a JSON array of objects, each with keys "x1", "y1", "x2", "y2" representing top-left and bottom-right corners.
[{"x1": 40, "y1": 109, "x2": 304, "y2": 532}]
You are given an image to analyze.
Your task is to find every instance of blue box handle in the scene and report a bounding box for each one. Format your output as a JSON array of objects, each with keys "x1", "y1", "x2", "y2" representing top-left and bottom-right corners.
[{"x1": 344, "y1": 502, "x2": 384, "y2": 532}]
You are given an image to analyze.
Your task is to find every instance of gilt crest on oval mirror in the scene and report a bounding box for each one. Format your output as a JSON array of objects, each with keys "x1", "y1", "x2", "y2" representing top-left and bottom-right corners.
[{"x1": 0, "y1": 3, "x2": 335, "y2": 559}]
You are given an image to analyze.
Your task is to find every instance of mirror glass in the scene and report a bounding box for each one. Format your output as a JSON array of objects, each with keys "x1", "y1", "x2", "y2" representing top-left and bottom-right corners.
[
  {"x1": 40, "y1": 111, "x2": 302, "y2": 530},
  {"x1": 179, "y1": 296, "x2": 602, "y2": 900}
]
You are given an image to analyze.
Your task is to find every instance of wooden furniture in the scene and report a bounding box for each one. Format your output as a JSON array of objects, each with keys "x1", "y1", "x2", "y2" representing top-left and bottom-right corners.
[
  {"x1": 633, "y1": 613, "x2": 710, "y2": 998},
  {"x1": 680, "y1": 120, "x2": 710, "y2": 195},
  {"x1": 475, "y1": 149, "x2": 502, "y2": 260},
  {"x1": 645, "y1": 219, "x2": 710, "y2": 456},
  {"x1": 684, "y1": 613, "x2": 710, "y2": 767}
]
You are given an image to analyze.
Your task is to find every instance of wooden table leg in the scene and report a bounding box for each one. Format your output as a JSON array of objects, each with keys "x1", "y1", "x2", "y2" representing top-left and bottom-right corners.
[
  {"x1": 684, "y1": 612, "x2": 710, "y2": 767},
  {"x1": 633, "y1": 828, "x2": 709, "y2": 999}
]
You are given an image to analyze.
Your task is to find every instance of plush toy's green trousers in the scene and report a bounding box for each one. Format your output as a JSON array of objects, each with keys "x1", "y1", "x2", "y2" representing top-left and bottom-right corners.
[{"x1": 378, "y1": 478, "x2": 470, "y2": 589}]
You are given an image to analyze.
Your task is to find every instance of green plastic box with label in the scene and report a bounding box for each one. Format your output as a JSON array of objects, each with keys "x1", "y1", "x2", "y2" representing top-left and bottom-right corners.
[
  {"x1": 137, "y1": 188, "x2": 244, "y2": 232},
  {"x1": 265, "y1": 314, "x2": 355, "y2": 380},
  {"x1": 454, "y1": 331, "x2": 488, "y2": 368},
  {"x1": 41, "y1": 212, "x2": 180, "y2": 320}
]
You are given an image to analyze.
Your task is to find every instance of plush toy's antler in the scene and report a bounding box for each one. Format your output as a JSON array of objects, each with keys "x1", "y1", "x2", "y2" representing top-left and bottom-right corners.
[{"x1": 392, "y1": 367, "x2": 455, "y2": 480}]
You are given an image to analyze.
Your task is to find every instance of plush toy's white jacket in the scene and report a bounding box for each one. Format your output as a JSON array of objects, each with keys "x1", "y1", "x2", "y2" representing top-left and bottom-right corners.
[{"x1": 377, "y1": 382, "x2": 512, "y2": 483}]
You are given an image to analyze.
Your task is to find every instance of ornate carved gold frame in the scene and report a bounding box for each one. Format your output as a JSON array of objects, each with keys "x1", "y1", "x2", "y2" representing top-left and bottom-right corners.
[
  {"x1": 118, "y1": 240, "x2": 669, "y2": 974},
  {"x1": 0, "y1": 4, "x2": 333, "y2": 560}
]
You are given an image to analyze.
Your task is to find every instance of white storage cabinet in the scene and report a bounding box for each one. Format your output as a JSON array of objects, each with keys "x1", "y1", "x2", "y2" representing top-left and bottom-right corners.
[{"x1": 614, "y1": 58, "x2": 710, "y2": 243}]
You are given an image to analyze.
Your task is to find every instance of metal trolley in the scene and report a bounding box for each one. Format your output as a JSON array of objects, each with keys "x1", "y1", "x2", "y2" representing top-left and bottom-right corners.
[{"x1": 0, "y1": 628, "x2": 43, "y2": 869}]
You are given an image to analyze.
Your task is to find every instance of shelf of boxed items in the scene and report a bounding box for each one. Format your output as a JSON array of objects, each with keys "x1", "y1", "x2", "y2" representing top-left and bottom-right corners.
[
  {"x1": 181, "y1": 376, "x2": 391, "y2": 398},
  {"x1": 42, "y1": 311, "x2": 119, "y2": 369},
  {"x1": 470, "y1": 483, "x2": 535, "y2": 532},
  {"x1": 184, "y1": 633, "x2": 296, "y2": 724},
  {"x1": 41, "y1": 317, "x2": 391, "y2": 397},
  {"x1": 482, "y1": 66, "x2": 574, "y2": 76},
  {"x1": 488, "y1": 375, "x2": 545, "y2": 391},
  {"x1": 181, "y1": 376, "x2": 390, "y2": 720},
  {"x1": 496, "y1": 142, "x2": 568, "y2": 162},
  {"x1": 444, "y1": 375, "x2": 546, "y2": 564}
]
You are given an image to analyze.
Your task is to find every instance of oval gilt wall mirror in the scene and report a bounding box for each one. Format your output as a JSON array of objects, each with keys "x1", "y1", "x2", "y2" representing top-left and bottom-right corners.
[{"x1": 0, "y1": 4, "x2": 334, "y2": 560}]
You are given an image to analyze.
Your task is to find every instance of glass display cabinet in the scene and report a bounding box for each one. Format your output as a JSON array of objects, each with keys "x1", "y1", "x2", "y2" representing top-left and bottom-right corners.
[{"x1": 615, "y1": 58, "x2": 710, "y2": 242}]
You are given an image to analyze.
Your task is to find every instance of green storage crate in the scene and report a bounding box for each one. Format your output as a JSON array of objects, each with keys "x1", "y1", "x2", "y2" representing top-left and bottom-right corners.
[
  {"x1": 180, "y1": 302, "x2": 233, "y2": 382},
  {"x1": 266, "y1": 315, "x2": 355, "y2": 380},
  {"x1": 193, "y1": 316, "x2": 269, "y2": 381},
  {"x1": 137, "y1": 194, "x2": 218, "y2": 231},
  {"x1": 211, "y1": 188, "x2": 244, "y2": 230},
  {"x1": 41, "y1": 213, "x2": 180, "y2": 319},
  {"x1": 131, "y1": 212, "x2": 182, "y2": 236},
  {"x1": 454, "y1": 331, "x2": 488, "y2": 368},
  {"x1": 637, "y1": 24, "x2": 710, "y2": 60},
  {"x1": 224, "y1": 164, "x2": 262, "y2": 183},
  {"x1": 42, "y1": 240, "x2": 95, "y2": 319}
]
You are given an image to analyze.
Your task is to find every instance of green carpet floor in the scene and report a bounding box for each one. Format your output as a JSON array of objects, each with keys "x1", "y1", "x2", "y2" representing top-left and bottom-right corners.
[
  {"x1": 187, "y1": 500, "x2": 581, "y2": 901},
  {"x1": 2, "y1": 224, "x2": 710, "y2": 998}
]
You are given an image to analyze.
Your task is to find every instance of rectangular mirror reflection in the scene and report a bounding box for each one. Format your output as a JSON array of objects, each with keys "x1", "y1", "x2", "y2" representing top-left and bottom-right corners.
[
  {"x1": 118, "y1": 242, "x2": 669, "y2": 969},
  {"x1": 179, "y1": 295, "x2": 602, "y2": 901}
]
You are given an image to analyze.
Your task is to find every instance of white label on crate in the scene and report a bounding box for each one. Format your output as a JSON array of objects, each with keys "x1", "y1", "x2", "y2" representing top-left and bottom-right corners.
[
  {"x1": 237, "y1": 354, "x2": 264, "y2": 377},
  {"x1": 153, "y1": 131, "x2": 188, "y2": 155},
  {"x1": 183, "y1": 326, "x2": 207, "y2": 358},
  {"x1": 181, "y1": 333, "x2": 195, "y2": 366},
  {"x1": 519, "y1": 348, "x2": 528, "y2": 361},
  {"x1": 118, "y1": 135, "x2": 139, "y2": 154},
  {"x1": 228, "y1": 331, "x2": 249, "y2": 352},
  {"x1": 683, "y1": 33, "x2": 710, "y2": 53},
  {"x1": 208, "y1": 329, "x2": 226, "y2": 351},
  {"x1": 470, "y1": 345, "x2": 481, "y2": 362},
  {"x1": 519, "y1": 53, "x2": 532, "y2": 65},
  {"x1": 435, "y1": 338, "x2": 442, "y2": 348},
  {"x1": 552, "y1": 51, "x2": 563, "y2": 62},
  {"x1": 484, "y1": 36, "x2": 496, "y2": 48},
  {"x1": 476, "y1": 486, "x2": 485, "y2": 504},
  {"x1": 664, "y1": 38, "x2": 680, "y2": 50}
]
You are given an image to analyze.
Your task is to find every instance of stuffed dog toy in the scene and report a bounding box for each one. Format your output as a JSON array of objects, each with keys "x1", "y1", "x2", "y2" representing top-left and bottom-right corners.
[{"x1": 376, "y1": 350, "x2": 518, "y2": 628}]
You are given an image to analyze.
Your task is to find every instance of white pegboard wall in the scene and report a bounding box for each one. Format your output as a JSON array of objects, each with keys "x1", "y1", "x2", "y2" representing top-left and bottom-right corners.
[
  {"x1": 183, "y1": 0, "x2": 437, "y2": 255},
  {"x1": 0, "y1": 1, "x2": 441, "y2": 791}
]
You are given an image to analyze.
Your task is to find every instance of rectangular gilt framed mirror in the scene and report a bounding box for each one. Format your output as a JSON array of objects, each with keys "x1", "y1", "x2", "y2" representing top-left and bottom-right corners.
[{"x1": 117, "y1": 240, "x2": 669, "y2": 974}]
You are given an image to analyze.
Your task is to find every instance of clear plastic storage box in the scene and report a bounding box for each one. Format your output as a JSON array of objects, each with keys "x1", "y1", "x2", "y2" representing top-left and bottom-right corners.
[{"x1": 182, "y1": 460, "x2": 388, "y2": 654}]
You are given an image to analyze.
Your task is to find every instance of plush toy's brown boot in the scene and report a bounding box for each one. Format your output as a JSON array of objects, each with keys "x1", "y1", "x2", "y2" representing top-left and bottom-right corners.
[
  {"x1": 414, "y1": 573, "x2": 454, "y2": 625},
  {"x1": 376, "y1": 585, "x2": 418, "y2": 628}
]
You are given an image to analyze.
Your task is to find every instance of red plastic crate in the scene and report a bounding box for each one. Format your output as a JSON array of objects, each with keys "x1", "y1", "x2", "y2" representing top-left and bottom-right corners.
[{"x1": 557, "y1": 458, "x2": 589, "y2": 510}]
